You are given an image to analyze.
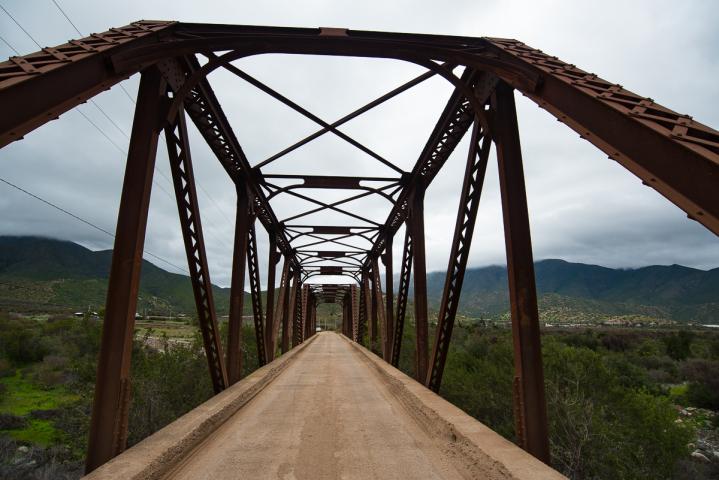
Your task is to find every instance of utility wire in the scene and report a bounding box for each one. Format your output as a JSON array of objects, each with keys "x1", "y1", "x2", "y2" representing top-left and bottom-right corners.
[
  {"x1": 0, "y1": 4, "x2": 177, "y2": 205},
  {"x1": 0, "y1": 176, "x2": 188, "y2": 275},
  {"x1": 49, "y1": 0, "x2": 136, "y2": 104},
  {"x1": 3, "y1": 2, "x2": 233, "y2": 252},
  {"x1": 0, "y1": 33, "x2": 19, "y2": 54},
  {"x1": 48, "y1": 0, "x2": 234, "y2": 238},
  {"x1": 0, "y1": 4, "x2": 41, "y2": 49}
]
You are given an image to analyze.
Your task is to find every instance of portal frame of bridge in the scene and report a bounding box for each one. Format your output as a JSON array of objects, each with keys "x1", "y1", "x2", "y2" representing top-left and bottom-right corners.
[{"x1": 1, "y1": 20, "x2": 717, "y2": 475}]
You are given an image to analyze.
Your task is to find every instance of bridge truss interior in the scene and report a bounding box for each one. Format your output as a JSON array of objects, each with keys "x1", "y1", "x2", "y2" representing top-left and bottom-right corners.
[{"x1": 1, "y1": 21, "x2": 717, "y2": 474}]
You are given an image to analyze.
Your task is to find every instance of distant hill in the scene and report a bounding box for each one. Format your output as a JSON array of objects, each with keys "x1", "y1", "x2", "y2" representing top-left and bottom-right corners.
[
  {"x1": 0, "y1": 236, "x2": 237, "y2": 315},
  {"x1": 0, "y1": 236, "x2": 717, "y2": 324},
  {"x1": 422, "y1": 259, "x2": 719, "y2": 324}
]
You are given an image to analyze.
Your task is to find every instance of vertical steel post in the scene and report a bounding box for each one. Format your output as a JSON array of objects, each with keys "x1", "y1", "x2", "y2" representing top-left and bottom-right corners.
[
  {"x1": 246, "y1": 221, "x2": 267, "y2": 366},
  {"x1": 310, "y1": 296, "x2": 317, "y2": 336},
  {"x1": 302, "y1": 284, "x2": 310, "y2": 341},
  {"x1": 369, "y1": 269, "x2": 378, "y2": 352},
  {"x1": 292, "y1": 275, "x2": 302, "y2": 347},
  {"x1": 85, "y1": 68, "x2": 164, "y2": 474},
  {"x1": 391, "y1": 227, "x2": 412, "y2": 367},
  {"x1": 382, "y1": 237, "x2": 394, "y2": 361},
  {"x1": 371, "y1": 258, "x2": 388, "y2": 359},
  {"x1": 275, "y1": 259, "x2": 291, "y2": 354},
  {"x1": 281, "y1": 268, "x2": 294, "y2": 353},
  {"x1": 494, "y1": 81, "x2": 550, "y2": 463},
  {"x1": 358, "y1": 275, "x2": 367, "y2": 344},
  {"x1": 351, "y1": 284, "x2": 359, "y2": 341},
  {"x1": 264, "y1": 237, "x2": 278, "y2": 361},
  {"x1": 165, "y1": 109, "x2": 228, "y2": 394},
  {"x1": 426, "y1": 122, "x2": 491, "y2": 391},
  {"x1": 227, "y1": 187, "x2": 249, "y2": 384},
  {"x1": 409, "y1": 188, "x2": 429, "y2": 381}
]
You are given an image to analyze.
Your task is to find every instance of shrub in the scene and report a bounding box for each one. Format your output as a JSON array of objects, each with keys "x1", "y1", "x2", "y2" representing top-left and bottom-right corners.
[
  {"x1": 681, "y1": 359, "x2": 719, "y2": 410},
  {"x1": 663, "y1": 331, "x2": 694, "y2": 361},
  {"x1": 0, "y1": 413, "x2": 27, "y2": 430}
]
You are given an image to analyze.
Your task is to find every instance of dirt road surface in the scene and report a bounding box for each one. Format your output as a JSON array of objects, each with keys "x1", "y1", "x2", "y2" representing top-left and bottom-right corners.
[{"x1": 164, "y1": 332, "x2": 467, "y2": 479}]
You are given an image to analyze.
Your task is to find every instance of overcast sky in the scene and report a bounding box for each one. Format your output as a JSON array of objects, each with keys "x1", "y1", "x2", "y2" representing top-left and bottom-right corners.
[{"x1": 0, "y1": 0, "x2": 717, "y2": 289}]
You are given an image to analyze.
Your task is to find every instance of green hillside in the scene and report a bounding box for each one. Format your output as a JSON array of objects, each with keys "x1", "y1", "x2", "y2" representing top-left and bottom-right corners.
[
  {"x1": 0, "y1": 236, "x2": 717, "y2": 324},
  {"x1": 423, "y1": 259, "x2": 719, "y2": 324},
  {"x1": 0, "y1": 236, "x2": 236, "y2": 315}
]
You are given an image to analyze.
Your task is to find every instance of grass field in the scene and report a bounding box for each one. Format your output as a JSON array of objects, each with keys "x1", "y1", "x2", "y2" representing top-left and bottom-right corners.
[{"x1": 0, "y1": 371, "x2": 78, "y2": 445}]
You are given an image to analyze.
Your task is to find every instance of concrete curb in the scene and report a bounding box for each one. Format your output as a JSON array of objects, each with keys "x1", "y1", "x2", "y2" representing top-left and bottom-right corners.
[
  {"x1": 83, "y1": 335, "x2": 319, "y2": 480},
  {"x1": 343, "y1": 335, "x2": 566, "y2": 480}
]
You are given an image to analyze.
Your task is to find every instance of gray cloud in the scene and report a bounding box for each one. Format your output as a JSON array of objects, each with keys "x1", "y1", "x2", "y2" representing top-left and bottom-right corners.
[{"x1": 0, "y1": 0, "x2": 717, "y2": 291}]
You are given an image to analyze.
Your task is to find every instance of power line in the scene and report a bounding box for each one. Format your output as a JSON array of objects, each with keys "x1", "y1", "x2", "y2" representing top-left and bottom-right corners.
[
  {"x1": 3, "y1": 2, "x2": 233, "y2": 253},
  {"x1": 0, "y1": 4, "x2": 41, "y2": 49},
  {"x1": 0, "y1": 33, "x2": 19, "y2": 55},
  {"x1": 0, "y1": 176, "x2": 189, "y2": 275},
  {"x1": 49, "y1": 0, "x2": 81, "y2": 37},
  {"x1": 48, "y1": 0, "x2": 136, "y2": 104},
  {"x1": 44, "y1": 0, "x2": 234, "y2": 239}
]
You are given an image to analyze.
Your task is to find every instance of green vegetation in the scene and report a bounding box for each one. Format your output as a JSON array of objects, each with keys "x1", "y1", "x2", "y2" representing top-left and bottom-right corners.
[
  {"x1": 0, "y1": 237, "x2": 717, "y2": 478},
  {"x1": 0, "y1": 371, "x2": 77, "y2": 445},
  {"x1": 391, "y1": 322, "x2": 719, "y2": 479},
  {"x1": 0, "y1": 310, "x2": 261, "y2": 477}
]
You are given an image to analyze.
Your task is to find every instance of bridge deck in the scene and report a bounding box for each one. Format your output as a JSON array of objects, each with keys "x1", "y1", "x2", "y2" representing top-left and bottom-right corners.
[
  {"x1": 85, "y1": 332, "x2": 564, "y2": 479},
  {"x1": 167, "y1": 332, "x2": 463, "y2": 479}
]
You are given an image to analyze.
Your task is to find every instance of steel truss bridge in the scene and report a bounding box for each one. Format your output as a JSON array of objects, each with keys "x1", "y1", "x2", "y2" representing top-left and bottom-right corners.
[{"x1": 1, "y1": 21, "x2": 717, "y2": 477}]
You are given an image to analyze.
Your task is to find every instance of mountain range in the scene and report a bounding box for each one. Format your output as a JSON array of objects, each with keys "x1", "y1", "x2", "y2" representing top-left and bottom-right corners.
[{"x1": 0, "y1": 236, "x2": 717, "y2": 324}]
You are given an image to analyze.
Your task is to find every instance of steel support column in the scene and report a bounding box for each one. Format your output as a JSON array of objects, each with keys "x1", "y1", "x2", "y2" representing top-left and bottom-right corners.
[
  {"x1": 426, "y1": 121, "x2": 491, "y2": 391},
  {"x1": 371, "y1": 259, "x2": 388, "y2": 359},
  {"x1": 276, "y1": 259, "x2": 291, "y2": 354},
  {"x1": 227, "y1": 187, "x2": 250, "y2": 384},
  {"x1": 369, "y1": 270, "x2": 379, "y2": 352},
  {"x1": 292, "y1": 275, "x2": 302, "y2": 347},
  {"x1": 358, "y1": 273, "x2": 368, "y2": 345},
  {"x1": 351, "y1": 284, "x2": 359, "y2": 341},
  {"x1": 283, "y1": 270, "x2": 297, "y2": 352},
  {"x1": 85, "y1": 68, "x2": 164, "y2": 473},
  {"x1": 302, "y1": 284, "x2": 310, "y2": 341},
  {"x1": 165, "y1": 108, "x2": 228, "y2": 394},
  {"x1": 494, "y1": 81, "x2": 549, "y2": 463},
  {"x1": 391, "y1": 227, "x2": 413, "y2": 367},
  {"x1": 264, "y1": 238, "x2": 279, "y2": 361},
  {"x1": 382, "y1": 237, "x2": 394, "y2": 361},
  {"x1": 246, "y1": 221, "x2": 267, "y2": 366},
  {"x1": 409, "y1": 188, "x2": 429, "y2": 381}
]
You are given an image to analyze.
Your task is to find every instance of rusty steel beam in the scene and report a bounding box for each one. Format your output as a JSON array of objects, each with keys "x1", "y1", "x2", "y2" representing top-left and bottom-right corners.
[
  {"x1": 362, "y1": 69, "x2": 479, "y2": 271},
  {"x1": 179, "y1": 56, "x2": 299, "y2": 268},
  {"x1": 246, "y1": 220, "x2": 267, "y2": 366},
  {"x1": 426, "y1": 122, "x2": 491, "y2": 392},
  {"x1": 264, "y1": 239, "x2": 279, "y2": 361},
  {"x1": 390, "y1": 227, "x2": 412, "y2": 368},
  {"x1": 371, "y1": 259, "x2": 388, "y2": 359},
  {"x1": 358, "y1": 271, "x2": 369, "y2": 345},
  {"x1": 292, "y1": 274, "x2": 303, "y2": 347},
  {"x1": 368, "y1": 269, "x2": 378, "y2": 352},
  {"x1": 4, "y1": 24, "x2": 716, "y2": 237},
  {"x1": 351, "y1": 284, "x2": 359, "y2": 341},
  {"x1": 485, "y1": 39, "x2": 719, "y2": 235},
  {"x1": 301, "y1": 284, "x2": 309, "y2": 342},
  {"x1": 494, "y1": 82, "x2": 549, "y2": 463},
  {"x1": 227, "y1": 187, "x2": 250, "y2": 384},
  {"x1": 409, "y1": 189, "x2": 429, "y2": 381},
  {"x1": 0, "y1": 21, "x2": 174, "y2": 147},
  {"x1": 280, "y1": 265, "x2": 293, "y2": 354},
  {"x1": 165, "y1": 108, "x2": 228, "y2": 394},
  {"x1": 382, "y1": 236, "x2": 394, "y2": 361},
  {"x1": 258, "y1": 69, "x2": 437, "y2": 169},
  {"x1": 85, "y1": 68, "x2": 164, "y2": 474}
]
